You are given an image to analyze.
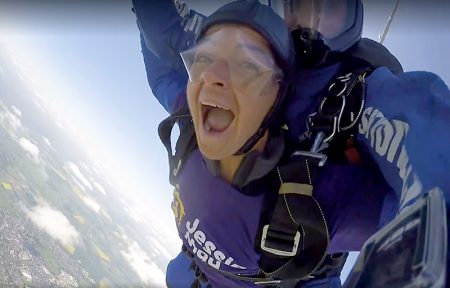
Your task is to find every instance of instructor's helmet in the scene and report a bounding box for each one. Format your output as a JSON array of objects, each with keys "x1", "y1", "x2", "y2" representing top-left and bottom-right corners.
[
  {"x1": 270, "y1": 0, "x2": 363, "y2": 52},
  {"x1": 269, "y1": 0, "x2": 363, "y2": 68}
]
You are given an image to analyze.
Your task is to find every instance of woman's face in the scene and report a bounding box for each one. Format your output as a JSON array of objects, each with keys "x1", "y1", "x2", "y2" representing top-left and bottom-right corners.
[{"x1": 184, "y1": 25, "x2": 280, "y2": 160}]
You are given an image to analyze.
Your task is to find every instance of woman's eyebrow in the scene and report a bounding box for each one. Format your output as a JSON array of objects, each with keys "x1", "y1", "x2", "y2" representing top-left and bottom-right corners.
[
  {"x1": 196, "y1": 36, "x2": 214, "y2": 46},
  {"x1": 236, "y1": 43, "x2": 272, "y2": 63},
  {"x1": 194, "y1": 37, "x2": 272, "y2": 64}
]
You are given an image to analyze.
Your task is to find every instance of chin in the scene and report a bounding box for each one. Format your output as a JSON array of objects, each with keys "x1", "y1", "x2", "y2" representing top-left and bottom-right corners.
[
  {"x1": 199, "y1": 146, "x2": 227, "y2": 160},
  {"x1": 197, "y1": 141, "x2": 233, "y2": 161}
]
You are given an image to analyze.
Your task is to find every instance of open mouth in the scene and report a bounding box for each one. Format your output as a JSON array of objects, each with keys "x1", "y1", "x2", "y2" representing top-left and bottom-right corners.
[{"x1": 201, "y1": 101, "x2": 235, "y2": 133}]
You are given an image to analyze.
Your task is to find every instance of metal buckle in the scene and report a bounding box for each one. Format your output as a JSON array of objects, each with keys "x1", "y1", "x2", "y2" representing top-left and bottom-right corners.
[
  {"x1": 307, "y1": 72, "x2": 356, "y2": 145},
  {"x1": 254, "y1": 279, "x2": 282, "y2": 285},
  {"x1": 318, "y1": 93, "x2": 346, "y2": 142},
  {"x1": 260, "y1": 225, "x2": 301, "y2": 257},
  {"x1": 291, "y1": 150, "x2": 328, "y2": 167}
]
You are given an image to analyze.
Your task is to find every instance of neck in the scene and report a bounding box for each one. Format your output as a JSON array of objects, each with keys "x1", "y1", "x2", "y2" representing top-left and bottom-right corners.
[{"x1": 219, "y1": 132, "x2": 269, "y2": 183}]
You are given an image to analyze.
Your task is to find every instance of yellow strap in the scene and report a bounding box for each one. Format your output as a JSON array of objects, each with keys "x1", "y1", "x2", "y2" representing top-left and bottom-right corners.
[{"x1": 279, "y1": 182, "x2": 313, "y2": 196}]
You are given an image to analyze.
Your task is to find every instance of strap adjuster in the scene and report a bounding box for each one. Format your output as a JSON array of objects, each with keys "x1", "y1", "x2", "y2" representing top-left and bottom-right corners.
[{"x1": 260, "y1": 225, "x2": 301, "y2": 257}]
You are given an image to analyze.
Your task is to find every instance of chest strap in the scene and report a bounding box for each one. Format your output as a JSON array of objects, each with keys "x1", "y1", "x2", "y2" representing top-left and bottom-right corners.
[{"x1": 255, "y1": 152, "x2": 329, "y2": 286}]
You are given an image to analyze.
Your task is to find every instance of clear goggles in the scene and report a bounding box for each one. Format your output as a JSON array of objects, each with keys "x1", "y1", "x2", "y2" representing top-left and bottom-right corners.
[
  {"x1": 180, "y1": 29, "x2": 282, "y2": 96},
  {"x1": 270, "y1": 0, "x2": 356, "y2": 39}
]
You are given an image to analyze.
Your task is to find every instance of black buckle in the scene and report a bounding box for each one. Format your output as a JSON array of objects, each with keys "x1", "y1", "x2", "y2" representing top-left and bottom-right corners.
[
  {"x1": 308, "y1": 73, "x2": 351, "y2": 143},
  {"x1": 260, "y1": 225, "x2": 301, "y2": 257},
  {"x1": 307, "y1": 71, "x2": 366, "y2": 146}
]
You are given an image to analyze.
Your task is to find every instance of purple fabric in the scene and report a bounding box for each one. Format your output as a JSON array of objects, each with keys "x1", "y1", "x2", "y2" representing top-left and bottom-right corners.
[
  {"x1": 313, "y1": 155, "x2": 395, "y2": 253},
  {"x1": 177, "y1": 150, "x2": 264, "y2": 287}
]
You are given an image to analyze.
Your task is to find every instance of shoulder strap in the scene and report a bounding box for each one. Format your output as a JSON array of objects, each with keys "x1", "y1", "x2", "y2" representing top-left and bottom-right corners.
[
  {"x1": 158, "y1": 106, "x2": 197, "y2": 186},
  {"x1": 346, "y1": 38, "x2": 403, "y2": 75}
]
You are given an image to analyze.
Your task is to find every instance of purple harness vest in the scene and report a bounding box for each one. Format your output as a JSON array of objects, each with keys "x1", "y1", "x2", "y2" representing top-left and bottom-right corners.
[{"x1": 173, "y1": 148, "x2": 395, "y2": 286}]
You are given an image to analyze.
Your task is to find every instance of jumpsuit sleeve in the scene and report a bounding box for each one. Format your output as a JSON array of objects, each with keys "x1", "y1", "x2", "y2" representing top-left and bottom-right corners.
[
  {"x1": 132, "y1": 0, "x2": 206, "y2": 113},
  {"x1": 356, "y1": 67, "x2": 450, "y2": 215},
  {"x1": 166, "y1": 252, "x2": 200, "y2": 287}
]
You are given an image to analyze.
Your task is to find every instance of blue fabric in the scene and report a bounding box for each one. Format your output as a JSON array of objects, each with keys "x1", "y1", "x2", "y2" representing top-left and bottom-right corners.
[
  {"x1": 140, "y1": 34, "x2": 188, "y2": 113},
  {"x1": 300, "y1": 276, "x2": 342, "y2": 288},
  {"x1": 166, "y1": 252, "x2": 197, "y2": 287},
  {"x1": 356, "y1": 68, "x2": 450, "y2": 211},
  {"x1": 132, "y1": 0, "x2": 450, "y2": 286},
  {"x1": 132, "y1": 0, "x2": 203, "y2": 70},
  {"x1": 132, "y1": 0, "x2": 202, "y2": 113}
]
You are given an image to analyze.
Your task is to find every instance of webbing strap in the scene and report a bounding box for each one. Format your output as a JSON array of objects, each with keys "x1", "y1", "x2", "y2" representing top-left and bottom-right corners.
[
  {"x1": 158, "y1": 107, "x2": 196, "y2": 185},
  {"x1": 256, "y1": 154, "x2": 329, "y2": 286}
]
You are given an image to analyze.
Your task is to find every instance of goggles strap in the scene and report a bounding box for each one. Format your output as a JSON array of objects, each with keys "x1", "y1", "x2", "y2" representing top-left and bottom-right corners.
[{"x1": 235, "y1": 78, "x2": 289, "y2": 155}]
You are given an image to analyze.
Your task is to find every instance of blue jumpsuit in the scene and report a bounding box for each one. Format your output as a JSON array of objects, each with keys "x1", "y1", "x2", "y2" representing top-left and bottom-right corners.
[{"x1": 132, "y1": 1, "x2": 450, "y2": 287}]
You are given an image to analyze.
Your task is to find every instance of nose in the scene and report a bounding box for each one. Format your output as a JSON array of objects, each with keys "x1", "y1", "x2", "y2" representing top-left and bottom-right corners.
[{"x1": 201, "y1": 59, "x2": 230, "y2": 88}]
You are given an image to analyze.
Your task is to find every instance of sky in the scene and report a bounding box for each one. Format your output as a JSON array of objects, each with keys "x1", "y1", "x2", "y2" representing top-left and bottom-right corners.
[{"x1": 0, "y1": 0, "x2": 449, "y2": 283}]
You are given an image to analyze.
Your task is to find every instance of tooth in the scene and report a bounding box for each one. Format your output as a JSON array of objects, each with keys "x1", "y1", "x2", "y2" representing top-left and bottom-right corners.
[
  {"x1": 217, "y1": 105, "x2": 229, "y2": 110},
  {"x1": 201, "y1": 101, "x2": 230, "y2": 111},
  {"x1": 205, "y1": 122, "x2": 211, "y2": 132}
]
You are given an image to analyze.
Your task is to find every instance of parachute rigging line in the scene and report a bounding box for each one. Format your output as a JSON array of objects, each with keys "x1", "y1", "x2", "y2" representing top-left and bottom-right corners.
[{"x1": 379, "y1": 0, "x2": 401, "y2": 44}]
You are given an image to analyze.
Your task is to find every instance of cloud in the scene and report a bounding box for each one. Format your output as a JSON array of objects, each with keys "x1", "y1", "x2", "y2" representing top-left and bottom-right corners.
[
  {"x1": 80, "y1": 195, "x2": 101, "y2": 214},
  {"x1": 121, "y1": 241, "x2": 165, "y2": 287},
  {"x1": 0, "y1": 64, "x2": 4, "y2": 75},
  {"x1": 150, "y1": 237, "x2": 173, "y2": 260},
  {"x1": 0, "y1": 104, "x2": 22, "y2": 132},
  {"x1": 100, "y1": 209, "x2": 111, "y2": 221},
  {"x1": 65, "y1": 161, "x2": 93, "y2": 191},
  {"x1": 32, "y1": 99, "x2": 43, "y2": 111},
  {"x1": 19, "y1": 137, "x2": 40, "y2": 164},
  {"x1": 25, "y1": 204, "x2": 80, "y2": 247},
  {"x1": 43, "y1": 137, "x2": 52, "y2": 146},
  {"x1": 93, "y1": 182, "x2": 107, "y2": 196},
  {"x1": 123, "y1": 205, "x2": 141, "y2": 223},
  {"x1": 10, "y1": 105, "x2": 22, "y2": 117},
  {"x1": 79, "y1": 161, "x2": 91, "y2": 173},
  {"x1": 10, "y1": 54, "x2": 19, "y2": 65}
]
